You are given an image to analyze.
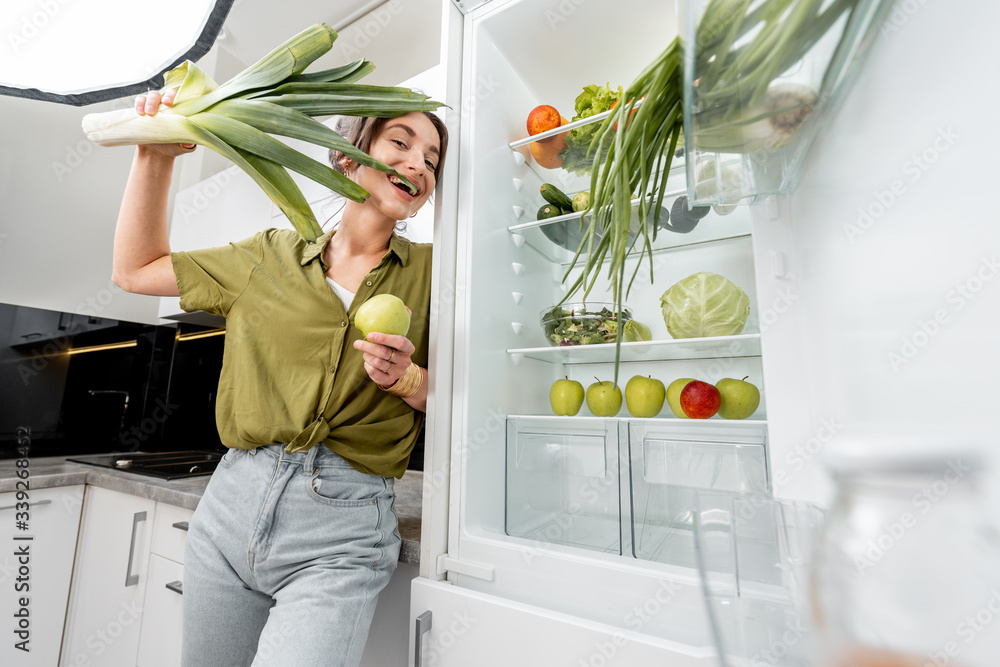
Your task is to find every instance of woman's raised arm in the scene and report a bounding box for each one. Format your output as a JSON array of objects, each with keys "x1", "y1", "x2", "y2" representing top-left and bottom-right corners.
[{"x1": 111, "y1": 89, "x2": 195, "y2": 296}]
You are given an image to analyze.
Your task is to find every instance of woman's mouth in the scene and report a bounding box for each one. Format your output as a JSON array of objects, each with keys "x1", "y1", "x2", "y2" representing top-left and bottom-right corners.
[{"x1": 387, "y1": 173, "x2": 418, "y2": 198}]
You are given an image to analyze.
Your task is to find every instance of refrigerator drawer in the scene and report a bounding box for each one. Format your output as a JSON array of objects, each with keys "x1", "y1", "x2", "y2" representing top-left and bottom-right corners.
[
  {"x1": 629, "y1": 422, "x2": 769, "y2": 569},
  {"x1": 410, "y1": 578, "x2": 716, "y2": 667},
  {"x1": 505, "y1": 417, "x2": 621, "y2": 555}
]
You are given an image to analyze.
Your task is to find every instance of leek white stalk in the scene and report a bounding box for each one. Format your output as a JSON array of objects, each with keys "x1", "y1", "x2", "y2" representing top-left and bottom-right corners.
[
  {"x1": 81, "y1": 24, "x2": 442, "y2": 241},
  {"x1": 691, "y1": 82, "x2": 818, "y2": 153}
]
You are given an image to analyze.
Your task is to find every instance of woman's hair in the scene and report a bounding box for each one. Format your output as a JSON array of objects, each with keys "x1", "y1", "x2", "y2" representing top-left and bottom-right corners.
[{"x1": 329, "y1": 112, "x2": 449, "y2": 184}]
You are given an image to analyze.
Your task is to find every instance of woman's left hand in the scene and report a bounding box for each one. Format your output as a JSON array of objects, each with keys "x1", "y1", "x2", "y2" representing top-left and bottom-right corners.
[{"x1": 354, "y1": 332, "x2": 416, "y2": 388}]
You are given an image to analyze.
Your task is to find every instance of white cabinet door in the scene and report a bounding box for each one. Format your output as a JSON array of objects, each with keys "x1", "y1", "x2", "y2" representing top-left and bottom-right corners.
[
  {"x1": 0, "y1": 484, "x2": 84, "y2": 667},
  {"x1": 409, "y1": 578, "x2": 716, "y2": 667},
  {"x1": 359, "y1": 562, "x2": 419, "y2": 667},
  {"x1": 61, "y1": 486, "x2": 156, "y2": 667},
  {"x1": 135, "y1": 554, "x2": 185, "y2": 667},
  {"x1": 149, "y1": 502, "x2": 193, "y2": 566}
]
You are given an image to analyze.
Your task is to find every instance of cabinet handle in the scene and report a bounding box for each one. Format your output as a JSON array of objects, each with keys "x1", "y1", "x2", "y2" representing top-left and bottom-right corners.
[
  {"x1": 414, "y1": 610, "x2": 432, "y2": 667},
  {"x1": 124, "y1": 511, "x2": 147, "y2": 587},
  {"x1": 172, "y1": 521, "x2": 189, "y2": 531},
  {"x1": 0, "y1": 499, "x2": 51, "y2": 512},
  {"x1": 165, "y1": 580, "x2": 183, "y2": 595}
]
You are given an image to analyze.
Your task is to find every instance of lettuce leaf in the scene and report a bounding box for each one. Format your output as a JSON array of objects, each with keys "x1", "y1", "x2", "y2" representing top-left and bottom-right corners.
[{"x1": 558, "y1": 83, "x2": 621, "y2": 175}]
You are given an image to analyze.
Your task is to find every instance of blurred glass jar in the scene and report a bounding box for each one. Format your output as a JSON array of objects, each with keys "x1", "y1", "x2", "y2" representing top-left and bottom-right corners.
[{"x1": 811, "y1": 450, "x2": 1000, "y2": 667}]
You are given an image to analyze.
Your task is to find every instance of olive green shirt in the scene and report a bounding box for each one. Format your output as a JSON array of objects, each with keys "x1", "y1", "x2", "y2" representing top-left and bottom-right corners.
[{"x1": 171, "y1": 228, "x2": 432, "y2": 478}]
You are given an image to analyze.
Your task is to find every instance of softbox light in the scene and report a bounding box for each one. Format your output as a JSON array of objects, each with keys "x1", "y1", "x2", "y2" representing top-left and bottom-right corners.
[{"x1": 0, "y1": 0, "x2": 234, "y2": 106}]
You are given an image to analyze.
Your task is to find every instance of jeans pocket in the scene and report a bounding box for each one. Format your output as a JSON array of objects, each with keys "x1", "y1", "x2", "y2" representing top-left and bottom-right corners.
[
  {"x1": 218, "y1": 447, "x2": 242, "y2": 470},
  {"x1": 307, "y1": 466, "x2": 387, "y2": 508}
]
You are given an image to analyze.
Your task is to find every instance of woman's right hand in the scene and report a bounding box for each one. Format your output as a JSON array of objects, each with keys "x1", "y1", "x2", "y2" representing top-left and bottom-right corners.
[{"x1": 135, "y1": 89, "x2": 197, "y2": 158}]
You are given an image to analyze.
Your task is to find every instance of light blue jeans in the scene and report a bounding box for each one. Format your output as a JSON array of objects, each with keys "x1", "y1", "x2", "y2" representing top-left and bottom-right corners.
[{"x1": 181, "y1": 444, "x2": 400, "y2": 667}]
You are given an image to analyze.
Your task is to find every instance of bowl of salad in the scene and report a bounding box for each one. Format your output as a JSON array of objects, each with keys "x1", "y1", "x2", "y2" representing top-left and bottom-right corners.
[{"x1": 540, "y1": 303, "x2": 633, "y2": 346}]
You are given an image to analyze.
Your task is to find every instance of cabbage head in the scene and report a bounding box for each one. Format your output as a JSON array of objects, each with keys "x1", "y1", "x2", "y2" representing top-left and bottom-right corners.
[{"x1": 660, "y1": 272, "x2": 750, "y2": 338}]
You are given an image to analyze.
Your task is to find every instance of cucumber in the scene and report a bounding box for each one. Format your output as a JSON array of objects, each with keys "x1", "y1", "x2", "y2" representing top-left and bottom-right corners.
[
  {"x1": 540, "y1": 183, "x2": 573, "y2": 212},
  {"x1": 537, "y1": 204, "x2": 563, "y2": 220}
]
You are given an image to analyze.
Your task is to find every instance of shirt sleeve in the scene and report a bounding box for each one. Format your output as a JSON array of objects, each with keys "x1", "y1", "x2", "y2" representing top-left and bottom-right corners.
[{"x1": 171, "y1": 232, "x2": 264, "y2": 318}]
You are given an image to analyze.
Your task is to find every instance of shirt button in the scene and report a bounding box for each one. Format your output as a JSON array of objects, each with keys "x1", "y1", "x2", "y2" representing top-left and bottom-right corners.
[
  {"x1": 366, "y1": 281, "x2": 372, "y2": 286},
  {"x1": 330, "y1": 365, "x2": 336, "y2": 373},
  {"x1": 341, "y1": 321, "x2": 346, "y2": 327}
]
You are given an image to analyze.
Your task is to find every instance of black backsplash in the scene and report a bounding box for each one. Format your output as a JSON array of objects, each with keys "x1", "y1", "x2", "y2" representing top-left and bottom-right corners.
[{"x1": 0, "y1": 303, "x2": 424, "y2": 469}]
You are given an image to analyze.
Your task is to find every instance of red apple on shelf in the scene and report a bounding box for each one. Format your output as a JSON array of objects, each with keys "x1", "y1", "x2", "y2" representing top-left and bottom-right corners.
[{"x1": 679, "y1": 380, "x2": 721, "y2": 419}]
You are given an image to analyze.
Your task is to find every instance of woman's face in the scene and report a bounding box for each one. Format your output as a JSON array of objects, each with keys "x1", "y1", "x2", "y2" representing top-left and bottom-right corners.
[{"x1": 353, "y1": 112, "x2": 441, "y2": 223}]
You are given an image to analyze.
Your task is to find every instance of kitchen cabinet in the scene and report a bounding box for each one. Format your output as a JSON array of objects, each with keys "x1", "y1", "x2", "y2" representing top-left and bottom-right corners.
[
  {"x1": 358, "y1": 562, "x2": 419, "y2": 667},
  {"x1": 6, "y1": 306, "x2": 116, "y2": 348},
  {"x1": 0, "y1": 484, "x2": 84, "y2": 667},
  {"x1": 61, "y1": 486, "x2": 156, "y2": 667},
  {"x1": 136, "y1": 502, "x2": 193, "y2": 667},
  {"x1": 136, "y1": 555, "x2": 185, "y2": 665}
]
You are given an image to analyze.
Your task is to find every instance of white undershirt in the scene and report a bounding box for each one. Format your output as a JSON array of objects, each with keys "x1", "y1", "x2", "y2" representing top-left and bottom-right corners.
[{"x1": 326, "y1": 276, "x2": 356, "y2": 309}]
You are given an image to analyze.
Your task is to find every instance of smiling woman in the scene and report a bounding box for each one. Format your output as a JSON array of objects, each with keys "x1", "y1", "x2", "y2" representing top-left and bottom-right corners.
[
  {"x1": 329, "y1": 112, "x2": 448, "y2": 231},
  {"x1": 108, "y1": 91, "x2": 448, "y2": 664}
]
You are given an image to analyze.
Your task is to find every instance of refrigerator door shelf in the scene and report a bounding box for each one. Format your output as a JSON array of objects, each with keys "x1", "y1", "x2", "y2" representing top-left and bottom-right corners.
[{"x1": 681, "y1": 0, "x2": 893, "y2": 206}]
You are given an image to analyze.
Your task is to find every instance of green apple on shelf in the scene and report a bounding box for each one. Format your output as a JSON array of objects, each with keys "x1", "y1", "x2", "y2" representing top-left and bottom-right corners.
[
  {"x1": 625, "y1": 375, "x2": 665, "y2": 418},
  {"x1": 716, "y1": 376, "x2": 760, "y2": 420},
  {"x1": 549, "y1": 377, "x2": 585, "y2": 416},
  {"x1": 586, "y1": 378, "x2": 622, "y2": 417},
  {"x1": 666, "y1": 378, "x2": 695, "y2": 418}
]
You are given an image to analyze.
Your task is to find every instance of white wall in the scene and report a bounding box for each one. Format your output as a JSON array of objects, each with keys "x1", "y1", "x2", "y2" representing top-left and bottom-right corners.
[{"x1": 0, "y1": 94, "x2": 163, "y2": 325}]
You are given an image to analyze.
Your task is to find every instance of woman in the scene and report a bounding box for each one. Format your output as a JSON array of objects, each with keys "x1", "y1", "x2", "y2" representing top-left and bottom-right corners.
[{"x1": 114, "y1": 88, "x2": 447, "y2": 666}]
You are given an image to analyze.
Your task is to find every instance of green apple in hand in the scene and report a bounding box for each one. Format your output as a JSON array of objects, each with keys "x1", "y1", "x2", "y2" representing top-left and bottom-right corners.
[
  {"x1": 625, "y1": 375, "x2": 665, "y2": 418},
  {"x1": 354, "y1": 294, "x2": 410, "y2": 339},
  {"x1": 586, "y1": 378, "x2": 622, "y2": 417},
  {"x1": 550, "y1": 377, "x2": 585, "y2": 416},
  {"x1": 716, "y1": 376, "x2": 761, "y2": 420},
  {"x1": 665, "y1": 378, "x2": 695, "y2": 418}
]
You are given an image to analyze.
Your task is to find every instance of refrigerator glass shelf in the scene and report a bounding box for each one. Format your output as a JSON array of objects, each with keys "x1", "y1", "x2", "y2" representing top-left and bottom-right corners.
[
  {"x1": 509, "y1": 195, "x2": 751, "y2": 266},
  {"x1": 508, "y1": 101, "x2": 687, "y2": 188},
  {"x1": 507, "y1": 333, "x2": 761, "y2": 364},
  {"x1": 507, "y1": 415, "x2": 768, "y2": 426}
]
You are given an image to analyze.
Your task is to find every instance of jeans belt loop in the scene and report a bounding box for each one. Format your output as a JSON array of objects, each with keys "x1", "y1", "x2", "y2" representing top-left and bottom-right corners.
[{"x1": 302, "y1": 444, "x2": 319, "y2": 473}]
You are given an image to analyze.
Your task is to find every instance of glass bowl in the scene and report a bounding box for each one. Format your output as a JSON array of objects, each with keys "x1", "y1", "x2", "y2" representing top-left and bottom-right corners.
[{"x1": 540, "y1": 302, "x2": 633, "y2": 347}]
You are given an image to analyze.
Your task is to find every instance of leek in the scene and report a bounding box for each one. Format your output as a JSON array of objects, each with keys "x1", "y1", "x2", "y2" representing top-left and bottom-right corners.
[
  {"x1": 561, "y1": 0, "x2": 882, "y2": 382},
  {"x1": 82, "y1": 24, "x2": 443, "y2": 241}
]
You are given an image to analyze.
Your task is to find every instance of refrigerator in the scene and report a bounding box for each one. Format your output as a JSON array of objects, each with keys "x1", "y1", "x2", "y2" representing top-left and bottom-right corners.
[{"x1": 410, "y1": 0, "x2": 1000, "y2": 664}]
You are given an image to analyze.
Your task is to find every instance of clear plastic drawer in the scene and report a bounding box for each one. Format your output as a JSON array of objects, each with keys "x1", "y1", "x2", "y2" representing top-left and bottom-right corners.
[
  {"x1": 629, "y1": 422, "x2": 769, "y2": 568},
  {"x1": 506, "y1": 417, "x2": 622, "y2": 555}
]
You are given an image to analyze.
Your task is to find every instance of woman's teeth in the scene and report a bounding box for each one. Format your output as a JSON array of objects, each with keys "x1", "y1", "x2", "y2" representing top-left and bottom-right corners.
[{"x1": 388, "y1": 174, "x2": 417, "y2": 196}]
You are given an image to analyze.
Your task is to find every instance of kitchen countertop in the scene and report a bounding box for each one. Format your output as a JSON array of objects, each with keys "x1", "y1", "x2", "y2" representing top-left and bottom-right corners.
[{"x1": 0, "y1": 454, "x2": 424, "y2": 566}]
